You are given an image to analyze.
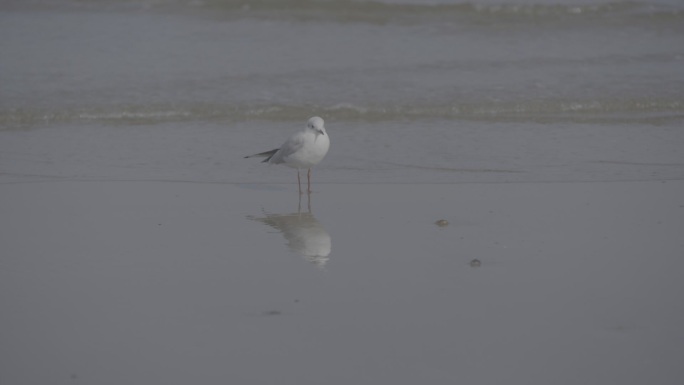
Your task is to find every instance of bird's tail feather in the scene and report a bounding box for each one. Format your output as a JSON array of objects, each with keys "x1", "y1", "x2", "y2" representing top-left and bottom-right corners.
[{"x1": 244, "y1": 148, "x2": 279, "y2": 163}]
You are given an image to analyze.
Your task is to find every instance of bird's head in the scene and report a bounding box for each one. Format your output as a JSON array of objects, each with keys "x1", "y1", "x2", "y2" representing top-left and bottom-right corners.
[{"x1": 307, "y1": 116, "x2": 326, "y2": 137}]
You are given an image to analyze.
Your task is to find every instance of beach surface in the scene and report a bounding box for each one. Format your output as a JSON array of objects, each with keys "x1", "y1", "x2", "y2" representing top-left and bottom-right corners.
[
  {"x1": 2, "y1": 0, "x2": 684, "y2": 383},
  {"x1": 2, "y1": 180, "x2": 683, "y2": 385}
]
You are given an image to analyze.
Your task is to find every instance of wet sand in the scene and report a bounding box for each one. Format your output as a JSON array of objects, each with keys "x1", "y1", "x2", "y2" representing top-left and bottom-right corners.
[{"x1": 1, "y1": 180, "x2": 683, "y2": 384}]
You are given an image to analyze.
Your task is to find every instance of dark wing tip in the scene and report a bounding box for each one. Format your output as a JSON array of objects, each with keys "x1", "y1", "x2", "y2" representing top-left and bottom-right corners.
[{"x1": 245, "y1": 148, "x2": 279, "y2": 161}]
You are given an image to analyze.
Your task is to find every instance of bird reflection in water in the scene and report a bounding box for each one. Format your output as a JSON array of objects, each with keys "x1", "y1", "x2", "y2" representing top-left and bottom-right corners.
[{"x1": 248, "y1": 193, "x2": 331, "y2": 268}]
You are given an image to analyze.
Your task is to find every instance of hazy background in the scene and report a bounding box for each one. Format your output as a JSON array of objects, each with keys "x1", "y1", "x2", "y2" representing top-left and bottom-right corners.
[{"x1": 1, "y1": 0, "x2": 683, "y2": 184}]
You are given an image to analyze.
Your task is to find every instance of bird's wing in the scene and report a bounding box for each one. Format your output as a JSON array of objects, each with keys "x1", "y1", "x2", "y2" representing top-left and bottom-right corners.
[
  {"x1": 244, "y1": 148, "x2": 279, "y2": 159},
  {"x1": 271, "y1": 132, "x2": 307, "y2": 162}
]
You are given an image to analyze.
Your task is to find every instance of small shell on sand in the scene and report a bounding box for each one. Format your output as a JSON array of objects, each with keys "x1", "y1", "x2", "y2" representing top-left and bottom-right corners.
[
  {"x1": 469, "y1": 259, "x2": 482, "y2": 268},
  {"x1": 435, "y1": 219, "x2": 449, "y2": 227}
]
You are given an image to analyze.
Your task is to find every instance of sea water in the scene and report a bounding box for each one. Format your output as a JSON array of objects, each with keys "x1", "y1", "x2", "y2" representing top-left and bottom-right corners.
[{"x1": 1, "y1": 0, "x2": 683, "y2": 183}]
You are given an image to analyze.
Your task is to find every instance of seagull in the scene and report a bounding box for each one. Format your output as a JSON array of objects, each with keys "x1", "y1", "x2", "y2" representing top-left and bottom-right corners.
[{"x1": 245, "y1": 116, "x2": 330, "y2": 194}]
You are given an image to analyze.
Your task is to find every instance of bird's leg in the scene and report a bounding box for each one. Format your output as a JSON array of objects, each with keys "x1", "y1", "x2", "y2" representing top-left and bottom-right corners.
[
  {"x1": 298, "y1": 191, "x2": 302, "y2": 214},
  {"x1": 297, "y1": 169, "x2": 302, "y2": 194},
  {"x1": 307, "y1": 168, "x2": 312, "y2": 194}
]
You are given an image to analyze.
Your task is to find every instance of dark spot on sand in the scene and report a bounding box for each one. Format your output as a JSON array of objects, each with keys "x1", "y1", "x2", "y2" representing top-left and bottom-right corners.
[
  {"x1": 263, "y1": 310, "x2": 282, "y2": 316},
  {"x1": 469, "y1": 259, "x2": 482, "y2": 268}
]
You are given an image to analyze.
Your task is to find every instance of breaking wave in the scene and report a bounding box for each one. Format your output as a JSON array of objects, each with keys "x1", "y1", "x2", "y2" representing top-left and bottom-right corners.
[
  {"x1": 2, "y1": 98, "x2": 682, "y2": 129},
  {"x1": 13, "y1": 0, "x2": 684, "y2": 24}
]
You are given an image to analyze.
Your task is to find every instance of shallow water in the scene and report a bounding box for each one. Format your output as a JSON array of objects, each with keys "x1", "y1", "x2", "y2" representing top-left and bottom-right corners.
[
  {"x1": 3, "y1": 0, "x2": 684, "y2": 118},
  {"x1": 2, "y1": 181, "x2": 684, "y2": 384},
  {"x1": 2, "y1": 0, "x2": 684, "y2": 184}
]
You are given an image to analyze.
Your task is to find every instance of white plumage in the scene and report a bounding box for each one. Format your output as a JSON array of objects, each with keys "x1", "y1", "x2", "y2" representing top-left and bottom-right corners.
[{"x1": 245, "y1": 116, "x2": 330, "y2": 193}]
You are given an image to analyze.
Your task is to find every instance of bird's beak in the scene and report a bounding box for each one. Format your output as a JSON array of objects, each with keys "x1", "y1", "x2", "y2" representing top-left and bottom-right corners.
[{"x1": 317, "y1": 129, "x2": 325, "y2": 136}]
